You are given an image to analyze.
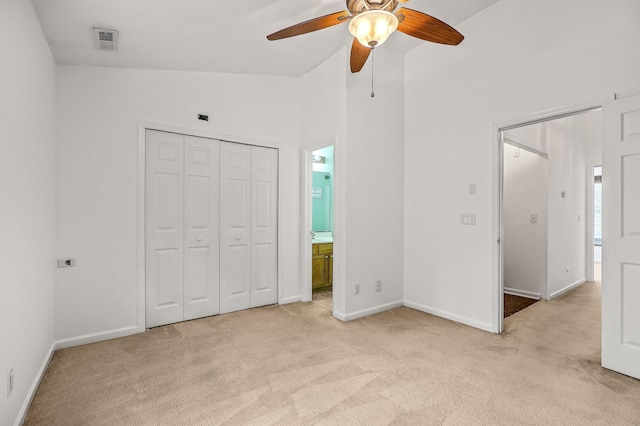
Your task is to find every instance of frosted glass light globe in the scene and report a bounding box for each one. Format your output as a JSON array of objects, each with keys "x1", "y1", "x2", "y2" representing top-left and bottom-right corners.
[{"x1": 348, "y1": 10, "x2": 399, "y2": 48}]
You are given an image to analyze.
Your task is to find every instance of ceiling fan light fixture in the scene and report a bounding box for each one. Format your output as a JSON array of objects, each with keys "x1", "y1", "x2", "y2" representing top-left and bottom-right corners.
[{"x1": 348, "y1": 10, "x2": 398, "y2": 48}]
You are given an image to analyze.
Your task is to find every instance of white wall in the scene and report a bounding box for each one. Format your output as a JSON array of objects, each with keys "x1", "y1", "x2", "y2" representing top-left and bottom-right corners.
[
  {"x1": 544, "y1": 118, "x2": 588, "y2": 298},
  {"x1": 580, "y1": 111, "x2": 603, "y2": 166},
  {"x1": 301, "y1": 48, "x2": 347, "y2": 147},
  {"x1": 344, "y1": 49, "x2": 405, "y2": 318},
  {"x1": 299, "y1": 46, "x2": 405, "y2": 319},
  {"x1": 404, "y1": 0, "x2": 640, "y2": 332},
  {"x1": 503, "y1": 145, "x2": 548, "y2": 298},
  {"x1": 300, "y1": 48, "x2": 347, "y2": 312},
  {"x1": 0, "y1": 1, "x2": 56, "y2": 424},
  {"x1": 55, "y1": 66, "x2": 303, "y2": 342}
]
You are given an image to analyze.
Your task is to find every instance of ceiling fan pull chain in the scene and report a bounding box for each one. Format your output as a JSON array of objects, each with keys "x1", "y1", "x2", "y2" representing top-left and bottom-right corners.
[{"x1": 371, "y1": 46, "x2": 375, "y2": 98}]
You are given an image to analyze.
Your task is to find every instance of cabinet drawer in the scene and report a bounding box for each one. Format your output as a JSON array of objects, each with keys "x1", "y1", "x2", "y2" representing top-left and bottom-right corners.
[
  {"x1": 318, "y1": 243, "x2": 333, "y2": 254},
  {"x1": 312, "y1": 244, "x2": 319, "y2": 255}
]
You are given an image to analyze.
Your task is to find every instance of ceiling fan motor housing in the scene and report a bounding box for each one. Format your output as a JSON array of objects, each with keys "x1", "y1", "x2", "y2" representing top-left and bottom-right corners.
[{"x1": 347, "y1": 0, "x2": 399, "y2": 15}]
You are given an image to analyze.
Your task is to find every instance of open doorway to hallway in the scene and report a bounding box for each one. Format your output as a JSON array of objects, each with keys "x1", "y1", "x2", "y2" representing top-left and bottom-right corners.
[{"x1": 499, "y1": 108, "x2": 603, "y2": 319}]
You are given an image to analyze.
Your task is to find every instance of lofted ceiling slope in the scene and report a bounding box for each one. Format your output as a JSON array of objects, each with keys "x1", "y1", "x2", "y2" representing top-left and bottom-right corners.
[{"x1": 31, "y1": 0, "x2": 498, "y2": 77}]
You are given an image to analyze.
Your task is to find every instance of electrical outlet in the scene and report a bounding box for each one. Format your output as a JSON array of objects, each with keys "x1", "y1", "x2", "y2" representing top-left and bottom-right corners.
[
  {"x1": 7, "y1": 368, "x2": 14, "y2": 397},
  {"x1": 354, "y1": 283, "x2": 360, "y2": 295},
  {"x1": 375, "y1": 280, "x2": 382, "y2": 292},
  {"x1": 566, "y1": 266, "x2": 570, "y2": 274}
]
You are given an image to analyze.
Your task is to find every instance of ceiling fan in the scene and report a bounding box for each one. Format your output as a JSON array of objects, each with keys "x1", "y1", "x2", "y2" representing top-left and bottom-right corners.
[{"x1": 267, "y1": 0, "x2": 464, "y2": 73}]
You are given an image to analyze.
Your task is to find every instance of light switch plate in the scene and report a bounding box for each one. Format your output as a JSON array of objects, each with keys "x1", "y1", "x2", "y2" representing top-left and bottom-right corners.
[{"x1": 460, "y1": 214, "x2": 476, "y2": 225}]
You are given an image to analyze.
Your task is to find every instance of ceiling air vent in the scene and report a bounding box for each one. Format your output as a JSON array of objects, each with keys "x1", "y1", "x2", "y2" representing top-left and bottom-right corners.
[{"x1": 93, "y1": 28, "x2": 119, "y2": 51}]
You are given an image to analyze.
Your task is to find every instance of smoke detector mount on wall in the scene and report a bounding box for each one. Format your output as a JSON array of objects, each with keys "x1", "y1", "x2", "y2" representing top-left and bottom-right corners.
[{"x1": 93, "y1": 28, "x2": 119, "y2": 51}]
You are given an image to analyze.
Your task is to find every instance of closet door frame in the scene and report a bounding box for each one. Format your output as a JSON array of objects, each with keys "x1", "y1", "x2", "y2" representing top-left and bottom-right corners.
[{"x1": 137, "y1": 122, "x2": 284, "y2": 331}]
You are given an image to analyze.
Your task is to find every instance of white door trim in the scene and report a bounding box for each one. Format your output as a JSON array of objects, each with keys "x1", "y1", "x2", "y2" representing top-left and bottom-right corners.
[
  {"x1": 492, "y1": 95, "x2": 614, "y2": 334},
  {"x1": 137, "y1": 121, "x2": 285, "y2": 330},
  {"x1": 585, "y1": 161, "x2": 600, "y2": 282}
]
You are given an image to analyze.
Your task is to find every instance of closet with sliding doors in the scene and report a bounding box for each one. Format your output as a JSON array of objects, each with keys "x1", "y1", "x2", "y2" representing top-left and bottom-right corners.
[{"x1": 145, "y1": 129, "x2": 278, "y2": 328}]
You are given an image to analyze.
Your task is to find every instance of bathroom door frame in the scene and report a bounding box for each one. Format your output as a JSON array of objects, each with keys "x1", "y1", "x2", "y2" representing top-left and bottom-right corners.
[{"x1": 301, "y1": 138, "x2": 338, "y2": 306}]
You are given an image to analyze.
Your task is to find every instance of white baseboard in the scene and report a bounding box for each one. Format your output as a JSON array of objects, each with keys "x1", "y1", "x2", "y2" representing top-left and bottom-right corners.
[
  {"x1": 333, "y1": 300, "x2": 404, "y2": 322},
  {"x1": 548, "y1": 279, "x2": 586, "y2": 300},
  {"x1": 279, "y1": 295, "x2": 301, "y2": 305},
  {"x1": 14, "y1": 342, "x2": 55, "y2": 426},
  {"x1": 54, "y1": 325, "x2": 141, "y2": 350},
  {"x1": 504, "y1": 287, "x2": 542, "y2": 300},
  {"x1": 404, "y1": 300, "x2": 494, "y2": 333},
  {"x1": 332, "y1": 310, "x2": 346, "y2": 321}
]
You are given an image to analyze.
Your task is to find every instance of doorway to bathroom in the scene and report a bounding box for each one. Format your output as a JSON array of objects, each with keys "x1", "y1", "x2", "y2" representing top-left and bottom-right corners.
[{"x1": 309, "y1": 146, "x2": 334, "y2": 311}]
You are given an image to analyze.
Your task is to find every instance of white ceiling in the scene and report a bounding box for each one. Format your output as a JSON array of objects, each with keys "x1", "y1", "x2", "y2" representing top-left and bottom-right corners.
[{"x1": 31, "y1": 0, "x2": 499, "y2": 77}]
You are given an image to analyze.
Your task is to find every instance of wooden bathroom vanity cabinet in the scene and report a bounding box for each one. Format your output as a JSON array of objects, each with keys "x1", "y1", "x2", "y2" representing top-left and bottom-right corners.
[{"x1": 312, "y1": 243, "x2": 333, "y2": 291}]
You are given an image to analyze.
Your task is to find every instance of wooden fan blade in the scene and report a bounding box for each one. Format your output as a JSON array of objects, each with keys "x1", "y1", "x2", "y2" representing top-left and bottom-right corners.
[
  {"x1": 267, "y1": 11, "x2": 350, "y2": 41},
  {"x1": 350, "y1": 38, "x2": 371, "y2": 73},
  {"x1": 396, "y1": 8, "x2": 464, "y2": 45}
]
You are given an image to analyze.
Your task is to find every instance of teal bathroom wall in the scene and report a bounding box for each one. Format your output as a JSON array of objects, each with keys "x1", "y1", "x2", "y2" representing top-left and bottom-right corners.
[{"x1": 312, "y1": 171, "x2": 333, "y2": 232}]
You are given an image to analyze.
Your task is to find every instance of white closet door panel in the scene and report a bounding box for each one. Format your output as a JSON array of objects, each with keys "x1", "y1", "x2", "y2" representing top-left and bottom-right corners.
[
  {"x1": 250, "y1": 146, "x2": 278, "y2": 308},
  {"x1": 184, "y1": 136, "x2": 220, "y2": 320},
  {"x1": 228, "y1": 245, "x2": 251, "y2": 294},
  {"x1": 155, "y1": 249, "x2": 181, "y2": 304},
  {"x1": 220, "y1": 142, "x2": 251, "y2": 314},
  {"x1": 145, "y1": 130, "x2": 184, "y2": 328}
]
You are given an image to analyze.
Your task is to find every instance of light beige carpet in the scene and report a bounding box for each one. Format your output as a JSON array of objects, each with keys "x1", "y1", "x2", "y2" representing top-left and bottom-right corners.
[
  {"x1": 311, "y1": 289, "x2": 333, "y2": 311},
  {"x1": 25, "y1": 281, "x2": 640, "y2": 425}
]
